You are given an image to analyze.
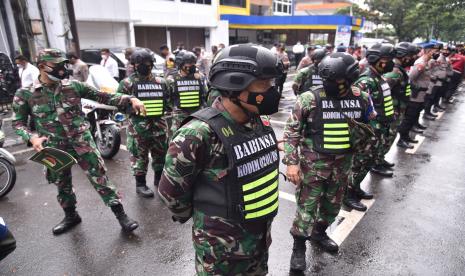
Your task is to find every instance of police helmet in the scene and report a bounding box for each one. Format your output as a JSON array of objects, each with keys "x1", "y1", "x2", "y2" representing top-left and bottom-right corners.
[
  {"x1": 175, "y1": 51, "x2": 197, "y2": 68},
  {"x1": 311, "y1": 49, "x2": 327, "y2": 63},
  {"x1": 209, "y1": 44, "x2": 283, "y2": 92},
  {"x1": 130, "y1": 48, "x2": 155, "y2": 65},
  {"x1": 366, "y1": 43, "x2": 396, "y2": 64},
  {"x1": 318, "y1": 52, "x2": 360, "y2": 83}
]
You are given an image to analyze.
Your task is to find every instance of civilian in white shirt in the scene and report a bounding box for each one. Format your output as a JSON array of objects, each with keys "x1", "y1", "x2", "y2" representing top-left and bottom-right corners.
[
  {"x1": 100, "y1": 48, "x2": 119, "y2": 81},
  {"x1": 292, "y1": 41, "x2": 305, "y2": 67},
  {"x1": 14, "y1": 55, "x2": 39, "y2": 88}
]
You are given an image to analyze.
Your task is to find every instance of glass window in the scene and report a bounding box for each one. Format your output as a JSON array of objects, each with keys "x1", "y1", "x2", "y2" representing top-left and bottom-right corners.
[
  {"x1": 181, "y1": 0, "x2": 211, "y2": 4},
  {"x1": 220, "y1": 0, "x2": 246, "y2": 8},
  {"x1": 273, "y1": 0, "x2": 291, "y2": 15}
]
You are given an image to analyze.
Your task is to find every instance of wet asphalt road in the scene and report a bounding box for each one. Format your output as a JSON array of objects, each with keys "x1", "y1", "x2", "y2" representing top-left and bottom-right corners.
[{"x1": 1, "y1": 77, "x2": 465, "y2": 275}]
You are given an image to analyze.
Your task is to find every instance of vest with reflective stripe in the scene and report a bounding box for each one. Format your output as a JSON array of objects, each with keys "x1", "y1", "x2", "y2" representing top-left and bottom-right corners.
[
  {"x1": 174, "y1": 77, "x2": 202, "y2": 110},
  {"x1": 307, "y1": 87, "x2": 364, "y2": 154},
  {"x1": 378, "y1": 80, "x2": 394, "y2": 117},
  {"x1": 133, "y1": 80, "x2": 166, "y2": 117},
  {"x1": 188, "y1": 107, "x2": 279, "y2": 222},
  {"x1": 299, "y1": 65, "x2": 322, "y2": 94},
  {"x1": 395, "y1": 64, "x2": 411, "y2": 100}
]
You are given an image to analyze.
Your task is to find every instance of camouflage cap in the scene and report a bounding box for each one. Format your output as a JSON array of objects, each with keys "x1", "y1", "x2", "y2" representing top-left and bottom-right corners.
[{"x1": 37, "y1": 48, "x2": 68, "y2": 63}]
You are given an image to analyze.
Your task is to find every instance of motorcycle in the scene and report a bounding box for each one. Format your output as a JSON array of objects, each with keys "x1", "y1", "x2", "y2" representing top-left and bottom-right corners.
[
  {"x1": 84, "y1": 65, "x2": 125, "y2": 159},
  {"x1": 0, "y1": 121, "x2": 16, "y2": 198}
]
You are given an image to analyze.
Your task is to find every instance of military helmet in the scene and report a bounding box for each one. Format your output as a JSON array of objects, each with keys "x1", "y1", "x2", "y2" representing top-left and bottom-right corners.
[
  {"x1": 318, "y1": 52, "x2": 360, "y2": 83},
  {"x1": 395, "y1": 42, "x2": 411, "y2": 58},
  {"x1": 37, "y1": 48, "x2": 68, "y2": 64},
  {"x1": 130, "y1": 48, "x2": 155, "y2": 65},
  {"x1": 366, "y1": 43, "x2": 396, "y2": 64},
  {"x1": 175, "y1": 51, "x2": 197, "y2": 68},
  {"x1": 311, "y1": 48, "x2": 327, "y2": 63},
  {"x1": 209, "y1": 44, "x2": 283, "y2": 92}
]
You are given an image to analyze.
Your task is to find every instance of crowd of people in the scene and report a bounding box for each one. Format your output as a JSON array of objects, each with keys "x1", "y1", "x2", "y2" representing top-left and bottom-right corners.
[{"x1": 1, "y1": 39, "x2": 464, "y2": 275}]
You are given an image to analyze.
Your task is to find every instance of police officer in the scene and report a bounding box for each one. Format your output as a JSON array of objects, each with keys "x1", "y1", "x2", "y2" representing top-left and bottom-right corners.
[
  {"x1": 166, "y1": 51, "x2": 208, "y2": 138},
  {"x1": 158, "y1": 44, "x2": 283, "y2": 275},
  {"x1": 424, "y1": 43, "x2": 445, "y2": 119},
  {"x1": 292, "y1": 48, "x2": 327, "y2": 95},
  {"x1": 284, "y1": 52, "x2": 375, "y2": 271},
  {"x1": 433, "y1": 45, "x2": 453, "y2": 111},
  {"x1": 384, "y1": 42, "x2": 419, "y2": 148},
  {"x1": 12, "y1": 49, "x2": 143, "y2": 234},
  {"x1": 398, "y1": 43, "x2": 438, "y2": 148},
  {"x1": 354, "y1": 43, "x2": 396, "y2": 177},
  {"x1": 117, "y1": 48, "x2": 171, "y2": 197}
]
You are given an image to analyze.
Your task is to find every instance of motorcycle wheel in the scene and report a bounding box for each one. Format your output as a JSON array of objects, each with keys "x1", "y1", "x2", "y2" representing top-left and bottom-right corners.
[
  {"x1": 96, "y1": 124, "x2": 121, "y2": 159},
  {"x1": 0, "y1": 158, "x2": 16, "y2": 198}
]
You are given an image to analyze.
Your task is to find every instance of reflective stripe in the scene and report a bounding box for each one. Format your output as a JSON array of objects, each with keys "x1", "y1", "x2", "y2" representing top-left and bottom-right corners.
[
  {"x1": 143, "y1": 103, "x2": 164, "y2": 107},
  {"x1": 180, "y1": 103, "x2": 200, "y2": 108},
  {"x1": 385, "y1": 111, "x2": 394, "y2": 116},
  {"x1": 180, "y1": 99, "x2": 200, "y2": 104},
  {"x1": 242, "y1": 169, "x2": 278, "y2": 192},
  {"x1": 245, "y1": 200, "x2": 279, "y2": 219},
  {"x1": 142, "y1": 99, "x2": 163, "y2": 104},
  {"x1": 179, "y1": 91, "x2": 199, "y2": 96},
  {"x1": 179, "y1": 95, "x2": 200, "y2": 100},
  {"x1": 324, "y1": 144, "x2": 351, "y2": 149},
  {"x1": 243, "y1": 180, "x2": 278, "y2": 202},
  {"x1": 385, "y1": 105, "x2": 394, "y2": 112},
  {"x1": 324, "y1": 130, "x2": 349, "y2": 135},
  {"x1": 324, "y1": 137, "x2": 350, "y2": 142},
  {"x1": 244, "y1": 190, "x2": 278, "y2": 211},
  {"x1": 324, "y1": 123, "x2": 348, "y2": 129},
  {"x1": 384, "y1": 96, "x2": 392, "y2": 102}
]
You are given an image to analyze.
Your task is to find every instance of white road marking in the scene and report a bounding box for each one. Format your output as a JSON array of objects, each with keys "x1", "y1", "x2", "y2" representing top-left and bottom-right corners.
[
  {"x1": 405, "y1": 135, "x2": 426, "y2": 154},
  {"x1": 279, "y1": 191, "x2": 296, "y2": 202},
  {"x1": 328, "y1": 199, "x2": 375, "y2": 246}
]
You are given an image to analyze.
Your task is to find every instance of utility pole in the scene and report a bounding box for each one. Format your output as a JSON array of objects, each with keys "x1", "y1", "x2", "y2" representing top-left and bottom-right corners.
[
  {"x1": 65, "y1": 0, "x2": 80, "y2": 55},
  {"x1": 0, "y1": 0, "x2": 16, "y2": 60},
  {"x1": 10, "y1": 0, "x2": 35, "y2": 60}
]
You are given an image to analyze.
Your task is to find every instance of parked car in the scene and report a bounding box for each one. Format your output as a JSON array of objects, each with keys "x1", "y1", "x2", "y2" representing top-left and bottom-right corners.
[{"x1": 80, "y1": 47, "x2": 164, "y2": 80}]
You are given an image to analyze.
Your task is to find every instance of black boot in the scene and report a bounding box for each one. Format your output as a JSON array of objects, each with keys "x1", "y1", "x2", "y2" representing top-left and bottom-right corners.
[
  {"x1": 310, "y1": 223, "x2": 339, "y2": 253},
  {"x1": 111, "y1": 204, "x2": 139, "y2": 232},
  {"x1": 411, "y1": 127, "x2": 424, "y2": 134},
  {"x1": 406, "y1": 136, "x2": 418, "y2": 144},
  {"x1": 343, "y1": 189, "x2": 367, "y2": 212},
  {"x1": 135, "y1": 175, "x2": 154, "y2": 198},
  {"x1": 415, "y1": 123, "x2": 427, "y2": 130},
  {"x1": 434, "y1": 105, "x2": 446, "y2": 111},
  {"x1": 154, "y1": 171, "x2": 162, "y2": 187},
  {"x1": 290, "y1": 236, "x2": 307, "y2": 271},
  {"x1": 370, "y1": 165, "x2": 393, "y2": 177},
  {"x1": 423, "y1": 113, "x2": 437, "y2": 120},
  {"x1": 355, "y1": 188, "x2": 374, "y2": 200},
  {"x1": 397, "y1": 138, "x2": 414, "y2": 149},
  {"x1": 52, "y1": 206, "x2": 82, "y2": 235},
  {"x1": 381, "y1": 159, "x2": 395, "y2": 168}
]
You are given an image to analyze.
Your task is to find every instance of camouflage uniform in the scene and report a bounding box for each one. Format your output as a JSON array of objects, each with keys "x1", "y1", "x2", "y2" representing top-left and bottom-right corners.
[
  {"x1": 13, "y1": 80, "x2": 135, "y2": 208},
  {"x1": 292, "y1": 64, "x2": 322, "y2": 95},
  {"x1": 159, "y1": 99, "x2": 273, "y2": 275},
  {"x1": 117, "y1": 72, "x2": 171, "y2": 177},
  {"x1": 166, "y1": 71, "x2": 208, "y2": 138},
  {"x1": 283, "y1": 87, "x2": 373, "y2": 238}
]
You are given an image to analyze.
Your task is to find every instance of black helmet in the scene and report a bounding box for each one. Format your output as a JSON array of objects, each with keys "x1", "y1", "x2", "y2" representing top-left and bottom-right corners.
[
  {"x1": 318, "y1": 52, "x2": 360, "y2": 84},
  {"x1": 311, "y1": 49, "x2": 327, "y2": 63},
  {"x1": 130, "y1": 48, "x2": 155, "y2": 65},
  {"x1": 209, "y1": 44, "x2": 283, "y2": 92},
  {"x1": 395, "y1": 42, "x2": 411, "y2": 58},
  {"x1": 175, "y1": 51, "x2": 197, "y2": 68},
  {"x1": 366, "y1": 43, "x2": 396, "y2": 64}
]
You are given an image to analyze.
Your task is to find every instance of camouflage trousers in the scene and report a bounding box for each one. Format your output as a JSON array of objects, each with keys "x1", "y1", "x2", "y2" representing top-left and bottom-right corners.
[
  {"x1": 193, "y1": 210, "x2": 271, "y2": 276},
  {"x1": 290, "y1": 154, "x2": 352, "y2": 238},
  {"x1": 46, "y1": 131, "x2": 121, "y2": 208},
  {"x1": 127, "y1": 117, "x2": 167, "y2": 176}
]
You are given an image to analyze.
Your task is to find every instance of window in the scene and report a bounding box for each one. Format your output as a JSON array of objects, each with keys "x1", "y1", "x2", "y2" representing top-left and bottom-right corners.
[
  {"x1": 181, "y1": 0, "x2": 211, "y2": 5},
  {"x1": 273, "y1": 0, "x2": 291, "y2": 15},
  {"x1": 220, "y1": 0, "x2": 246, "y2": 8}
]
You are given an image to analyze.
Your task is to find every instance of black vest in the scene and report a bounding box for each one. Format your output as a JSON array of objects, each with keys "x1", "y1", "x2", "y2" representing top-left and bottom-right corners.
[
  {"x1": 307, "y1": 87, "x2": 364, "y2": 154},
  {"x1": 395, "y1": 64, "x2": 411, "y2": 101},
  {"x1": 173, "y1": 76, "x2": 202, "y2": 110},
  {"x1": 360, "y1": 72, "x2": 394, "y2": 120},
  {"x1": 132, "y1": 80, "x2": 166, "y2": 117},
  {"x1": 188, "y1": 107, "x2": 279, "y2": 222},
  {"x1": 299, "y1": 65, "x2": 322, "y2": 94}
]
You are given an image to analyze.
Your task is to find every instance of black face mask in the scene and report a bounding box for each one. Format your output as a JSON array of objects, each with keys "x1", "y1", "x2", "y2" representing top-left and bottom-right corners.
[
  {"x1": 136, "y1": 63, "x2": 152, "y2": 76},
  {"x1": 432, "y1": 53, "x2": 440, "y2": 60},
  {"x1": 323, "y1": 81, "x2": 349, "y2": 98},
  {"x1": 45, "y1": 63, "x2": 69, "y2": 81},
  {"x1": 376, "y1": 60, "x2": 394, "y2": 74},
  {"x1": 188, "y1": 65, "x2": 196, "y2": 75},
  {"x1": 244, "y1": 86, "x2": 281, "y2": 115}
]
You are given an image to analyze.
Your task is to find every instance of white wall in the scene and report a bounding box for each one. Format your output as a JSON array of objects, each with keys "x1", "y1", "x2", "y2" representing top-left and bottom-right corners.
[
  {"x1": 209, "y1": 20, "x2": 229, "y2": 47},
  {"x1": 74, "y1": 0, "x2": 131, "y2": 22},
  {"x1": 77, "y1": 21, "x2": 129, "y2": 48},
  {"x1": 29, "y1": 0, "x2": 68, "y2": 50},
  {"x1": 130, "y1": 0, "x2": 218, "y2": 28}
]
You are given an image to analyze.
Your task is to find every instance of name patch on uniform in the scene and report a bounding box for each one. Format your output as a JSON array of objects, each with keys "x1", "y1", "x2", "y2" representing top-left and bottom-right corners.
[
  {"x1": 233, "y1": 133, "x2": 276, "y2": 160},
  {"x1": 137, "y1": 91, "x2": 164, "y2": 97},
  {"x1": 237, "y1": 151, "x2": 279, "y2": 178},
  {"x1": 137, "y1": 83, "x2": 162, "y2": 90},
  {"x1": 321, "y1": 99, "x2": 362, "y2": 119}
]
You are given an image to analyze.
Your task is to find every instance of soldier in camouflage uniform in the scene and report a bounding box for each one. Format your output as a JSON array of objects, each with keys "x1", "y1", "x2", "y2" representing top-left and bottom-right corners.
[
  {"x1": 291, "y1": 49, "x2": 327, "y2": 96},
  {"x1": 166, "y1": 51, "x2": 208, "y2": 138},
  {"x1": 344, "y1": 43, "x2": 397, "y2": 212},
  {"x1": 284, "y1": 52, "x2": 375, "y2": 271},
  {"x1": 12, "y1": 49, "x2": 143, "y2": 235},
  {"x1": 117, "y1": 48, "x2": 171, "y2": 197},
  {"x1": 383, "y1": 42, "x2": 419, "y2": 148},
  {"x1": 158, "y1": 44, "x2": 283, "y2": 275}
]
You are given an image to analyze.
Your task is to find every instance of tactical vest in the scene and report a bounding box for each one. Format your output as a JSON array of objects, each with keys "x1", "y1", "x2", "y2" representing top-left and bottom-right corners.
[
  {"x1": 299, "y1": 65, "x2": 322, "y2": 94},
  {"x1": 377, "y1": 80, "x2": 394, "y2": 117},
  {"x1": 396, "y1": 64, "x2": 411, "y2": 99},
  {"x1": 133, "y1": 80, "x2": 166, "y2": 117},
  {"x1": 189, "y1": 107, "x2": 279, "y2": 222},
  {"x1": 173, "y1": 76, "x2": 202, "y2": 110},
  {"x1": 307, "y1": 87, "x2": 364, "y2": 154}
]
